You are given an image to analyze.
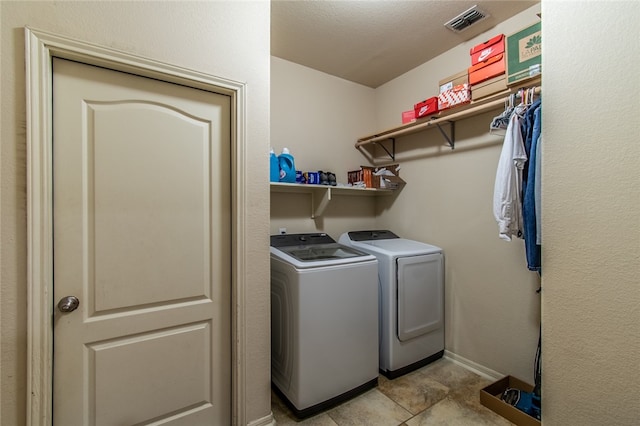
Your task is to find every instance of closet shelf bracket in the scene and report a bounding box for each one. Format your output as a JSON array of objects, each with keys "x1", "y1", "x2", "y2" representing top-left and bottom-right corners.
[
  {"x1": 375, "y1": 137, "x2": 396, "y2": 160},
  {"x1": 435, "y1": 121, "x2": 455, "y2": 149}
]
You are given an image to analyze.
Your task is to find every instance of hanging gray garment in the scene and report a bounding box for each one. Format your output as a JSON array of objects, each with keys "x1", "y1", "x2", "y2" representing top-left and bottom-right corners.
[{"x1": 493, "y1": 105, "x2": 527, "y2": 241}]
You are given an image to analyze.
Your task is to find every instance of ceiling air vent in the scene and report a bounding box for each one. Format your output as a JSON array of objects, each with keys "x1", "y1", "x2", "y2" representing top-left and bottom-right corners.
[{"x1": 444, "y1": 5, "x2": 489, "y2": 33}]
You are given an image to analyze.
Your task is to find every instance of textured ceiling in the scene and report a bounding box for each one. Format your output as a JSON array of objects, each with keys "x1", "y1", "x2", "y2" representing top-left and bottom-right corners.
[{"x1": 271, "y1": 0, "x2": 539, "y2": 88}]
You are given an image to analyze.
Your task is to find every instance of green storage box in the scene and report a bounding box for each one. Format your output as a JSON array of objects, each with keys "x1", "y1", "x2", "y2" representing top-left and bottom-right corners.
[{"x1": 507, "y1": 21, "x2": 542, "y2": 85}]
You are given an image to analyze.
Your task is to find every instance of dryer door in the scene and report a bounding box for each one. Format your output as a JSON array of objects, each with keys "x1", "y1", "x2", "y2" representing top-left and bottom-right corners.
[{"x1": 396, "y1": 253, "x2": 444, "y2": 341}]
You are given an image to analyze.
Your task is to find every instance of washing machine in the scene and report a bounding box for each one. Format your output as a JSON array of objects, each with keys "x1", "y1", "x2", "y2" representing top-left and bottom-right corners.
[
  {"x1": 339, "y1": 230, "x2": 444, "y2": 379},
  {"x1": 270, "y1": 233, "x2": 379, "y2": 418}
]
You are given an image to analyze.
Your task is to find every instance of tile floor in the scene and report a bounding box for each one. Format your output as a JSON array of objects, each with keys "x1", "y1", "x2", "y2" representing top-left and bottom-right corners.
[{"x1": 271, "y1": 358, "x2": 514, "y2": 425}]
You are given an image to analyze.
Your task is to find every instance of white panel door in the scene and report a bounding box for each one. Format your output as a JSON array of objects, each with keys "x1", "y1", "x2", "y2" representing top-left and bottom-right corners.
[{"x1": 52, "y1": 58, "x2": 231, "y2": 425}]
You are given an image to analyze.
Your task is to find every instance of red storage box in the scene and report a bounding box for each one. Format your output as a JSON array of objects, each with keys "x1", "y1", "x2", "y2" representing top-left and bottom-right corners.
[
  {"x1": 402, "y1": 110, "x2": 416, "y2": 124},
  {"x1": 413, "y1": 97, "x2": 439, "y2": 118},
  {"x1": 468, "y1": 53, "x2": 505, "y2": 85},
  {"x1": 470, "y1": 34, "x2": 505, "y2": 65},
  {"x1": 438, "y1": 84, "x2": 471, "y2": 110}
]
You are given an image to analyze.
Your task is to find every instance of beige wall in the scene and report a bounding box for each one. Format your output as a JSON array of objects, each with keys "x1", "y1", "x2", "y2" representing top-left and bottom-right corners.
[
  {"x1": 270, "y1": 57, "x2": 379, "y2": 237},
  {"x1": 373, "y1": 4, "x2": 543, "y2": 383},
  {"x1": 270, "y1": 2, "x2": 640, "y2": 423},
  {"x1": 5, "y1": 1, "x2": 633, "y2": 423},
  {"x1": 270, "y1": 6, "x2": 544, "y2": 383},
  {"x1": 0, "y1": 2, "x2": 271, "y2": 425},
  {"x1": 542, "y1": 1, "x2": 640, "y2": 424}
]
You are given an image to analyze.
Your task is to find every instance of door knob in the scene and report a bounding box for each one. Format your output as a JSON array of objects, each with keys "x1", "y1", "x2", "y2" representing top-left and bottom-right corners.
[{"x1": 58, "y1": 296, "x2": 80, "y2": 313}]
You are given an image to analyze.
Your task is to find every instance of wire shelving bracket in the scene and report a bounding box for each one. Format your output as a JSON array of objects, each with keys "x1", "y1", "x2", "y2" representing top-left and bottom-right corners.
[
  {"x1": 375, "y1": 137, "x2": 396, "y2": 160},
  {"x1": 435, "y1": 121, "x2": 455, "y2": 149}
]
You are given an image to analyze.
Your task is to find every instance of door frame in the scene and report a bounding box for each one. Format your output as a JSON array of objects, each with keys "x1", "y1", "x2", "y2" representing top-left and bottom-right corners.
[{"x1": 25, "y1": 27, "x2": 250, "y2": 425}]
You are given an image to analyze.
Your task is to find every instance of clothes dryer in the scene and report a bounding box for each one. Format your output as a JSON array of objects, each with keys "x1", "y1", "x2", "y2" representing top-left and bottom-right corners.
[
  {"x1": 270, "y1": 233, "x2": 379, "y2": 418},
  {"x1": 339, "y1": 230, "x2": 444, "y2": 379}
]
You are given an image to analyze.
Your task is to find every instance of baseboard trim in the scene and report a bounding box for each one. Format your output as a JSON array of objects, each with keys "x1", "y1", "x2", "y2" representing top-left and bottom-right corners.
[
  {"x1": 443, "y1": 350, "x2": 504, "y2": 381},
  {"x1": 246, "y1": 412, "x2": 275, "y2": 426}
]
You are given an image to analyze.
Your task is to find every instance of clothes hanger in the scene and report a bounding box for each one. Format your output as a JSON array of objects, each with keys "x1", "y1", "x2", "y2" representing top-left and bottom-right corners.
[{"x1": 489, "y1": 94, "x2": 515, "y2": 135}]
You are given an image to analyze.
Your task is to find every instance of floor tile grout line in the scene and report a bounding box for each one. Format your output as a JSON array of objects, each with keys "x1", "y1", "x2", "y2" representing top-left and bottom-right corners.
[{"x1": 272, "y1": 358, "x2": 513, "y2": 425}]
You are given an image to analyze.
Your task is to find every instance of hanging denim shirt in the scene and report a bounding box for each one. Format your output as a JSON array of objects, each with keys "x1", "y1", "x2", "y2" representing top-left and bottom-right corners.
[
  {"x1": 521, "y1": 99, "x2": 542, "y2": 184},
  {"x1": 523, "y1": 102, "x2": 542, "y2": 272},
  {"x1": 535, "y1": 135, "x2": 542, "y2": 245}
]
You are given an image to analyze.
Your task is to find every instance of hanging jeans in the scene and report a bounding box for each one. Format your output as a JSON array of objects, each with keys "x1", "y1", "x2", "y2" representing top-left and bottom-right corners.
[{"x1": 522, "y1": 103, "x2": 542, "y2": 272}]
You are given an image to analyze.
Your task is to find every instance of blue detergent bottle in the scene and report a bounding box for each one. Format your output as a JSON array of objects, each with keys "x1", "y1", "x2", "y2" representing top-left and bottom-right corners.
[
  {"x1": 278, "y1": 148, "x2": 296, "y2": 183},
  {"x1": 269, "y1": 148, "x2": 280, "y2": 182}
]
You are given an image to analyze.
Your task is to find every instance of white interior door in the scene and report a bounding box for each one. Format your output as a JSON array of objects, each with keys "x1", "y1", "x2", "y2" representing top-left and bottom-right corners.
[{"x1": 52, "y1": 58, "x2": 231, "y2": 425}]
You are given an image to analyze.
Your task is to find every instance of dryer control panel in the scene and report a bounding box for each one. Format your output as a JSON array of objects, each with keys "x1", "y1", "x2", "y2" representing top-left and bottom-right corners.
[
  {"x1": 270, "y1": 233, "x2": 335, "y2": 247},
  {"x1": 347, "y1": 230, "x2": 399, "y2": 241}
]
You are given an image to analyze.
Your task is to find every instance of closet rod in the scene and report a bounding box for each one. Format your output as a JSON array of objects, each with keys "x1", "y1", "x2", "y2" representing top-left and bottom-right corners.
[{"x1": 355, "y1": 85, "x2": 541, "y2": 147}]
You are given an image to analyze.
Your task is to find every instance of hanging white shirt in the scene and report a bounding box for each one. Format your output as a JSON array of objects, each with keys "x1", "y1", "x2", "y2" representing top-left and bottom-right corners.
[{"x1": 493, "y1": 106, "x2": 527, "y2": 241}]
